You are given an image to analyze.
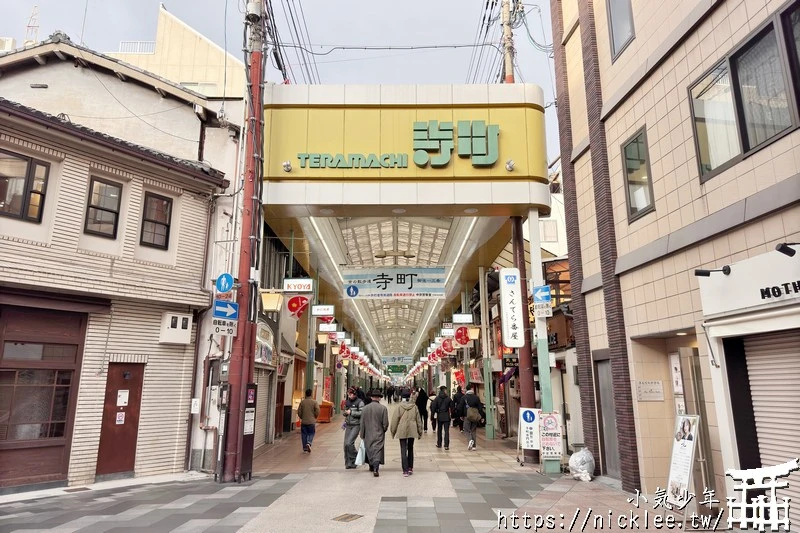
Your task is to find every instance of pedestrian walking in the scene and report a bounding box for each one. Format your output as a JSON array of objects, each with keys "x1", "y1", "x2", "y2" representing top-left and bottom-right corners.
[
  {"x1": 430, "y1": 385, "x2": 453, "y2": 450},
  {"x1": 386, "y1": 384, "x2": 394, "y2": 405},
  {"x1": 359, "y1": 389, "x2": 389, "y2": 477},
  {"x1": 428, "y1": 390, "x2": 436, "y2": 431},
  {"x1": 342, "y1": 387, "x2": 365, "y2": 469},
  {"x1": 459, "y1": 387, "x2": 485, "y2": 450},
  {"x1": 296, "y1": 388, "x2": 320, "y2": 453},
  {"x1": 452, "y1": 386, "x2": 465, "y2": 432},
  {"x1": 390, "y1": 388, "x2": 422, "y2": 477},
  {"x1": 415, "y1": 387, "x2": 429, "y2": 432}
]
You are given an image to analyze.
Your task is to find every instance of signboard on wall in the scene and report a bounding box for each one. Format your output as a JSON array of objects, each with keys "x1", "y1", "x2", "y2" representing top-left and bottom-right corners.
[
  {"x1": 518, "y1": 408, "x2": 541, "y2": 450},
  {"x1": 342, "y1": 267, "x2": 447, "y2": 299},
  {"x1": 665, "y1": 415, "x2": 700, "y2": 509},
  {"x1": 499, "y1": 268, "x2": 524, "y2": 348},
  {"x1": 636, "y1": 380, "x2": 665, "y2": 402}
]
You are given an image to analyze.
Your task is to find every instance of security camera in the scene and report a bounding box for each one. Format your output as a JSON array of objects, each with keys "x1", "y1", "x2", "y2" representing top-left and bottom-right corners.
[
  {"x1": 282, "y1": 161, "x2": 292, "y2": 172},
  {"x1": 245, "y1": 2, "x2": 262, "y2": 23},
  {"x1": 505, "y1": 159, "x2": 515, "y2": 172}
]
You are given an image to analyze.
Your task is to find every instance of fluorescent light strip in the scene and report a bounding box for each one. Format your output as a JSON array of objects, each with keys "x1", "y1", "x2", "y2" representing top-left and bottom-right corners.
[{"x1": 410, "y1": 216, "x2": 478, "y2": 358}]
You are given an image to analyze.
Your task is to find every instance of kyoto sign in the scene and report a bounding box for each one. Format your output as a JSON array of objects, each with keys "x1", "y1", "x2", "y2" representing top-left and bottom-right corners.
[
  {"x1": 342, "y1": 266, "x2": 447, "y2": 299},
  {"x1": 283, "y1": 278, "x2": 313, "y2": 292},
  {"x1": 296, "y1": 120, "x2": 500, "y2": 171},
  {"x1": 499, "y1": 267, "x2": 524, "y2": 348}
]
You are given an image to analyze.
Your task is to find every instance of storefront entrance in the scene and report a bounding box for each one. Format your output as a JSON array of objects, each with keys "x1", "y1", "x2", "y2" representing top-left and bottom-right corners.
[{"x1": 95, "y1": 363, "x2": 145, "y2": 479}]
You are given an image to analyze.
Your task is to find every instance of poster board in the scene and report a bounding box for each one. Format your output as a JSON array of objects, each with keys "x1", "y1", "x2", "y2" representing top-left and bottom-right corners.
[
  {"x1": 539, "y1": 412, "x2": 562, "y2": 459},
  {"x1": 518, "y1": 408, "x2": 541, "y2": 450},
  {"x1": 665, "y1": 415, "x2": 700, "y2": 508}
]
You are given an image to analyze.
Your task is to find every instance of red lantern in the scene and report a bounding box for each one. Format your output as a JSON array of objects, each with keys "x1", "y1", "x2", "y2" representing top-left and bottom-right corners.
[
  {"x1": 319, "y1": 315, "x2": 335, "y2": 324},
  {"x1": 442, "y1": 338, "x2": 454, "y2": 354},
  {"x1": 454, "y1": 326, "x2": 470, "y2": 346}
]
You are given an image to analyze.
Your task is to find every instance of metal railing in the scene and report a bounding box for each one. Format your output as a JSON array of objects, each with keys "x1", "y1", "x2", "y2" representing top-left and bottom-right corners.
[{"x1": 117, "y1": 41, "x2": 155, "y2": 54}]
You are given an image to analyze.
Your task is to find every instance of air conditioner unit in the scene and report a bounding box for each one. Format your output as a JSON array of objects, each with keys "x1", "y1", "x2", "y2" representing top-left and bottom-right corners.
[
  {"x1": 159, "y1": 312, "x2": 193, "y2": 344},
  {"x1": 0, "y1": 37, "x2": 16, "y2": 53}
]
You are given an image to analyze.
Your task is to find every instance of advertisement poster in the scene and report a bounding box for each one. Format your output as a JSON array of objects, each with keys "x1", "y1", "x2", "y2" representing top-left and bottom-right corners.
[
  {"x1": 666, "y1": 415, "x2": 700, "y2": 508},
  {"x1": 498, "y1": 268, "x2": 524, "y2": 348},
  {"x1": 539, "y1": 412, "x2": 562, "y2": 459},
  {"x1": 518, "y1": 408, "x2": 541, "y2": 450},
  {"x1": 243, "y1": 407, "x2": 256, "y2": 436},
  {"x1": 323, "y1": 376, "x2": 331, "y2": 402}
]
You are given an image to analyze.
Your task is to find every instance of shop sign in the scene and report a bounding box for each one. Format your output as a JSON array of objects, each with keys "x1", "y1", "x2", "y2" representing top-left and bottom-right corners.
[
  {"x1": 636, "y1": 380, "x2": 665, "y2": 402},
  {"x1": 697, "y1": 248, "x2": 800, "y2": 316},
  {"x1": 503, "y1": 356, "x2": 519, "y2": 368},
  {"x1": 452, "y1": 313, "x2": 473, "y2": 324},
  {"x1": 441, "y1": 327, "x2": 454, "y2": 337},
  {"x1": 283, "y1": 278, "x2": 313, "y2": 292},
  {"x1": 256, "y1": 320, "x2": 275, "y2": 365},
  {"x1": 342, "y1": 266, "x2": 447, "y2": 299},
  {"x1": 469, "y1": 367, "x2": 483, "y2": 383},
  {"x1": 382, "y1": 355, "x2": 413, "y2": 364},
  {"x1": 387, "y1": 365, "x2": 407, "y2": 373},
  {"x1": 539, "y1": 413, "x2": 562, "y2": 459},
  {"x1": 318, "y1": 323, "x2": 337, "y2": 332},
  {"x1": 665, "y1": 415, "x2": 700, "y2": 509},
  {"x1": 311, "y1": 304, "x2": 334, "y2": 316},
  {"x1": 499, "y1": 268, "x2": 524, "y2": 348}
]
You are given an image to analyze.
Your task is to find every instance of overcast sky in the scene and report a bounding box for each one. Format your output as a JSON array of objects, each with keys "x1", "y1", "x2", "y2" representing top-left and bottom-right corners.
[{"x1": 1, "y1": 0, "x2": 559, "y2": 161}]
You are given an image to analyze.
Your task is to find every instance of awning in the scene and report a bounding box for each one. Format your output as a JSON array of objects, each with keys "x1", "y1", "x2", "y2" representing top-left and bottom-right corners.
[{"x1": 498, "y1": 366, "x2": 518, "y2": 385}]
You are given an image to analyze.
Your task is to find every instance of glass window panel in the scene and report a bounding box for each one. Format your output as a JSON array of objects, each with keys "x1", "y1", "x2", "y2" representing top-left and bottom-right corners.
[
  {"x1": 56, "y1": 371, "x2": 72, "y2": 385},
  {"x1": 735, "y1": 27, "x2": 792, "y2": 148},
  {"x1": 608, "y1": 0, "x2": 634, "y2": 56},
  {"x1": 9, "y1": 423, "x2": 48, "y2": 440},
  {"x1": 145, "y1": 195, "x2": 171, "y2": 223},
  {"x1": 0, "y1": 175, "x2": 26, "y2": 217},
  {"x1": 15, "y1": 369, "x2": 55, "y2": 385},
  {"x1": 788, "y1": 7, "x2": 800, "y2": 76},
  {"x1": 10, "y1": 387, "x2": 53, "y2": 423},
  {"x1": 48, "y1": 422, "x2": 65, "y2": 438},
  {"x1": 27, "y1": 191, "x2": 42, "y2": 221},
  {"x1": 0, "y1": 371, "x2": 15, "y2": 385},
  {"x1": 91, "y1": 180, "x2": 121, "y2": 211},
  {"x1": 3, "y1": 342, "x2": 77, "y2": 363},
  {"x1": 32, "y1": 164, "x2": 48, "y2": 192},
  {"x1": 0, "y1": 385, "x2": 12, "y2": 414},
  {"x1": 691, "y1": 63, "x2": 741, "y2": 176},
  {"x1": 142, "y1": 221, "x2": 168, "y2": 247},
  {"x1": 52, "y1": 387, "x2": 70, "y2": 421},
  {"x1": 86, "y1": 207, "x2": 117, "y2": 236},
  {"x1": 623, "y1": 131, "x2": 654, "y2": 217}
]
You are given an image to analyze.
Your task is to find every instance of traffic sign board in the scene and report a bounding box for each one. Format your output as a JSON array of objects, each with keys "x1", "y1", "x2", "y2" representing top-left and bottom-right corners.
[
  {"x1": 533, "y1": 302, "x2": 553, "y2": 318},
  {"x1": 216, "y1": 273, "x2": 234, "y2": 294},
  {"x1": 212, "y1": 318, "x2": 238, "y2": 337},
  {"x1": 213, "y1": 300, "x2": 239, "y2": 320},
  {"x1": 532, "y1": 285, "x2": 551, "y2": 303}
]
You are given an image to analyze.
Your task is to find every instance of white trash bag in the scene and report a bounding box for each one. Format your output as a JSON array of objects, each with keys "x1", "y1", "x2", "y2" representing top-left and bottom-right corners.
[
  {"x1": 568, "y1": 447, "x2": 595, "y2": 482},
  {"x1": 355, "y1": 440, "x2": 366, "y2": 467}
]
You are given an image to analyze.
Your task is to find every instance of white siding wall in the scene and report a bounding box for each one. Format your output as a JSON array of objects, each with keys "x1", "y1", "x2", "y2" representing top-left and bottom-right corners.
[{"x1": 69, "y1": 301, "x2": 196, "y2": 485}]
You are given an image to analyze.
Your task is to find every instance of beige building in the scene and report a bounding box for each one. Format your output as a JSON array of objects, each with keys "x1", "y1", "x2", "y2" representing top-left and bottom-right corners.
[
  {"x1": 0, "y1": 97, "x2": 226, "y2": 491},
  {"x1": 107, "y1": 4, "x2": 246, "y2": 99},
  {"x1": 551, "y1": 0, "x2": 800, "y2": 514}
]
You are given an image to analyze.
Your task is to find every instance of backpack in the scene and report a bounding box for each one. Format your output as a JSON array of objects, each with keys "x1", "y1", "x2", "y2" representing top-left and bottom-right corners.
[{"x1": 466, "y1": 406, "x2": 481, "y2": 423}]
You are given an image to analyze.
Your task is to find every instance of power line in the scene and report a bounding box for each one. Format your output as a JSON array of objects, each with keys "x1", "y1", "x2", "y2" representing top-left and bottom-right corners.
[
  {"x1": 294, "y1": 0, "x2": 321, "y2": 83},
  {"x1": 466, "y1": 0, "x2": 491, "y2": 83},
  {"x1": 278, "y1": 42, "x2": 503, "y2": 57}
]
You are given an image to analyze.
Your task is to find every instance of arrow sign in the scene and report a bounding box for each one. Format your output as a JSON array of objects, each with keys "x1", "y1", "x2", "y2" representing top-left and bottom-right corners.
[
  {"x1": 213, "y1": 300, "x2": 239, "y2": 320},
  {"x1": 532, "y1": 285, "x2": 551, "y2": 304}
]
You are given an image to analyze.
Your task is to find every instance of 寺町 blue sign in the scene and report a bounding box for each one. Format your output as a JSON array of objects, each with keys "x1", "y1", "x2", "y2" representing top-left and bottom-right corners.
[{"x1": 342, "y1": 266, "x2": 448, "y2": 299}]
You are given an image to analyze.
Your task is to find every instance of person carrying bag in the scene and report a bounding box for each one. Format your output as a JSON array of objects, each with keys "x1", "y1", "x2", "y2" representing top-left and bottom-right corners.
[{"x1": 390, "y1": 388, "x2": 423, "y2": 477}]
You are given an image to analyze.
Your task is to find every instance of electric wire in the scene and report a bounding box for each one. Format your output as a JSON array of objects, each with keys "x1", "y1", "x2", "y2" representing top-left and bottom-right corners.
[
  {"x1": 470, "y1": 0, "x2": 499, "y2": 83},
  {"x1": 283, "y1": 0, "x2": 316, "y2": 83},
  {"x1": 278, "y1": 0, "x2": 308, "y2": 82},
  {"x1": 294, "y1": 0, "x2": 321, "y2": 83},
  {"x1": 465, "y1": 0, "x2": 491, "y2": 83}
]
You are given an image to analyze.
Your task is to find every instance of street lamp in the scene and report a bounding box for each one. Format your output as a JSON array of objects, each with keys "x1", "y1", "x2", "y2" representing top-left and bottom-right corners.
[{"x1": 776, "y1": 243, "x2": 798, "y2": 257}]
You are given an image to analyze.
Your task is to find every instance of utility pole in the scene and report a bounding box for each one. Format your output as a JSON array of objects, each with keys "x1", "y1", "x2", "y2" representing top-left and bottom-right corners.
[
  {"x1": 501, "y1": 0, "x2": 515, "y2": 83},
  {"x1": 479, "y1": 267, "x2": 495, "y2": 439},
  {"x1": 223, "y1": 0, "x2": 264, "y2": 483}
]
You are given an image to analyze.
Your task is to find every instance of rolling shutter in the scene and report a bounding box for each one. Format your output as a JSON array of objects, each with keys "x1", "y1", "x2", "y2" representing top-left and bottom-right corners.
[
  {"x1": 254, "y1": 368, "x2": 270, "y2": 449},
  {"x1": 743, "y1": 329, "x2": 800, "y2": 529}
]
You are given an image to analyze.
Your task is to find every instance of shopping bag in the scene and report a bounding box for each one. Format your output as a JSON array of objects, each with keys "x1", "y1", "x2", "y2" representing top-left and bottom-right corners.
[{"x1": 355, "y1": 440, "x2": 366, "y2": 466}]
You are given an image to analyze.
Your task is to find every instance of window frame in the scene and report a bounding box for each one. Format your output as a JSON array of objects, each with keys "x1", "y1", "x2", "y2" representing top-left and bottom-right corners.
[
  {"x1": 0, "y1": 147, "x2": 50, "y2": 224},
  {"x1": 688, "y1": 1, "x2": 800, "y2": 183},
  {"x1": 83, "y1": 176, "x2": 123, "y2": 239},
  {"x1": 607, "y1": 0, "x2": 636, "y2": 62},
  {"x1": 620, "y1": 125, "x2": 656, "y2": 223},
  {"x1": 139, "y1": 191, "x2": 173, "y2": 250}
]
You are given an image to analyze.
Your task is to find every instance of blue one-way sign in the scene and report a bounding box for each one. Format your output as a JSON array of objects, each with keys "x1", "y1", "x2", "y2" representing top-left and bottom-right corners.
[
  {"x1": 213, "y1": 300, "x2": 239, "y2": 320},
  {"x1": 532, "y1": 285, "x2": 552, "y2": 303}
]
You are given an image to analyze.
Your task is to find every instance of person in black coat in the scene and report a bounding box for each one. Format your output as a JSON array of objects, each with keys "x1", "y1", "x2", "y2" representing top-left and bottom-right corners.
[
  {"x1": 458, "y1": 388, "x2": 484, "y2": 450},
  {"x1": 415, "y1": 387, "x2": 429, "y2": 432},
  {"x1": 451, "y1": 386, "x2": 465, "y2": 432},
  {"x1": 430, "y1": 386, "x2": 454, "y2": 449}
]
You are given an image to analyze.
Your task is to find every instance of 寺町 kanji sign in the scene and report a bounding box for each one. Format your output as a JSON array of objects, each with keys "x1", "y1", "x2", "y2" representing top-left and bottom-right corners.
[{"x1": 342, "y1": 266, "x2": 447, "y2": 299}]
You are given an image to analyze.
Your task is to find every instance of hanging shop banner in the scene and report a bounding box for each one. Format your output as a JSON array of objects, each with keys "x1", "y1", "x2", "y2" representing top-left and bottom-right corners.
[
  {"x1": 666, "y1": 415, "x2": 700, "y2": 509},
  {"x1": 286, "y1": 294, "x2": 310, "y2": 319},
  {"x1": 312, "y1": 305, "x2": 334, "y2": 316},
  {"x1": 342, "y1": 266, "x2": 447, "y2": 299},
  {"x1": 539, "y1": 412, "x2": 562, "y2": 459},
  {"x1": 382, "y1": 355, "x2": 413, "y2": 365},
  {"x1": 499, "y1": 268, "x2": 525, "y2": 348},
  {"x1": 256, "y1": 320, "x2": 275, "y2": 366},
  {"x1": 518, "y1": 408, "x2": 541, "y2": 450}
]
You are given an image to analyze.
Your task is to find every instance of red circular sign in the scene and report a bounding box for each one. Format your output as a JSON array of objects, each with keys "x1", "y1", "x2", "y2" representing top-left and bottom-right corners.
[
  {"x1": 455, "y1": 326, "x2": 470, "y2": 346},
  {"x1": 442, "y1": 338, "x2": 454, "y2": 354}
]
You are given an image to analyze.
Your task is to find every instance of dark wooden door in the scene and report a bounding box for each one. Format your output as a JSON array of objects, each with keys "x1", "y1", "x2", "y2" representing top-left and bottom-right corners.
[
  {"x1": 274, "y1": 380, "x2": 285, "y2": 437},
  {"x1": 95, "y1": 363, "x2": 144, "y2": 476}
]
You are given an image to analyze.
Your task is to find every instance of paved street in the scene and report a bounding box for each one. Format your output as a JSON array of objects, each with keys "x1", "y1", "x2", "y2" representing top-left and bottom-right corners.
[{"x1": 0, "y1": 404, "x2": 636, "y2": 533}]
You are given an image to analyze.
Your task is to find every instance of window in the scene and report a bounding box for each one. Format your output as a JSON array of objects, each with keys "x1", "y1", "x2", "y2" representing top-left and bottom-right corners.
[
  {"x1": 84, "y1": 177, "x2": 122, "y2": 238},
  {"x1": 734, "y1": 27, "x2": 793, "y2": 149},
  {"x1": 690, "y1": 5, "x2": 800, "y2": 182},
  {"x1": 541, "y1": 220, "x2": 558, "y2": 242},
  {"x1": 622, "y1": 127, "x2": 655, "y2": 221},
  {"x1": 691, "y1": 63, "x2": 741, "y2": 177},
  {"x1": 0, "y1": 368, "x2": 73, "y2": 441},
  {"x1": 607, "y1": 0, "x2": 635, "y2": 59},
  {"x1": 0, "y1": 148, "x2": 49, "y2": 223},
  {"x1": 140, "y1": 192, "x2": 172, "y2": 249}
]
